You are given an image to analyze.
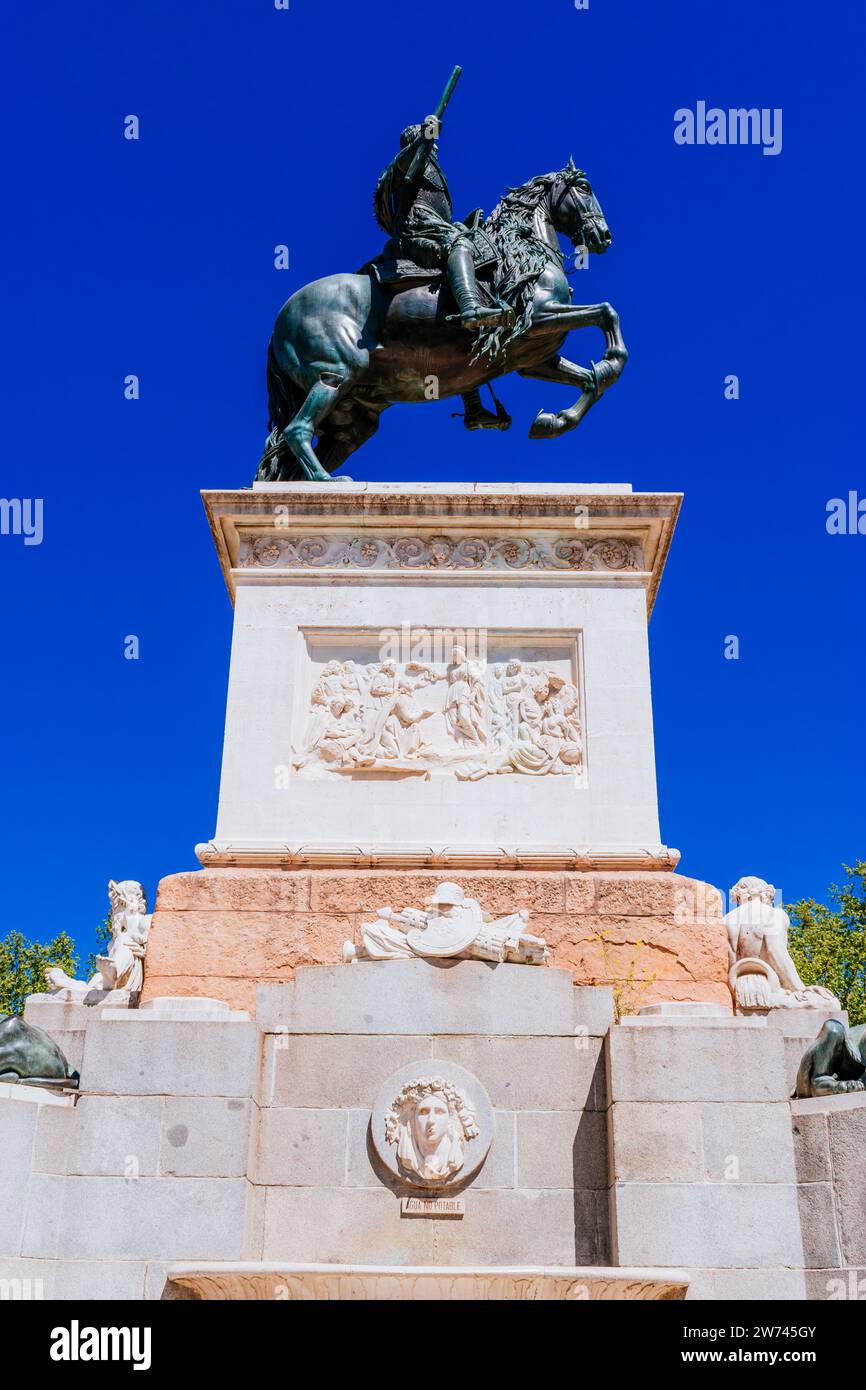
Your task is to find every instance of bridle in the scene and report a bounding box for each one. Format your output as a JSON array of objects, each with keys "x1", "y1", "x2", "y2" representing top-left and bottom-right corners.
[{"x1": 551, "y1": 176, "x2": 606, "y2": 247}]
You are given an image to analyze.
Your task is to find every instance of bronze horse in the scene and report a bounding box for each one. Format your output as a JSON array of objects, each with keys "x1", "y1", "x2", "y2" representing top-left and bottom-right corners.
[{"x1": 257, "y1": 161, "x2": 627, "y2": 482}]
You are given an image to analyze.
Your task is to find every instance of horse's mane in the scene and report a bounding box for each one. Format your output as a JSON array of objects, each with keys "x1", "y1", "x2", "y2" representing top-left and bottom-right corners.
[
  {"x1": 485, "y1": 170, "x2": 565, "y2": 237},
  {"x1": 475, "y1": 170, "x2": 568, "y2": 362}
]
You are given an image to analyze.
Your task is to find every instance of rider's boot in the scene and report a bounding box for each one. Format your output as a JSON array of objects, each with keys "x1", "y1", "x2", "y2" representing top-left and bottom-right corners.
[
  {"x1": 460, "y1": 387, "x2": 512, "y2": 431},
  {"x1": 446, "y1": 242, "x2": 510, "y2": 330}
]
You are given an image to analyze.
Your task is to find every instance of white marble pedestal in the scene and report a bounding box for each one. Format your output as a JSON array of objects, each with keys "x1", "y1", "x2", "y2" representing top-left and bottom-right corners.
[{"x1": 198, "y1": 481, "x2": 680, "y2": 871}]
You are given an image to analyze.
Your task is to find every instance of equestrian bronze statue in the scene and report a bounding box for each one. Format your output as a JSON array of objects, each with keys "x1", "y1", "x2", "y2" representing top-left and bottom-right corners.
[{"x1": 257, "y1": 67, "x2": 628, "y2": 482}]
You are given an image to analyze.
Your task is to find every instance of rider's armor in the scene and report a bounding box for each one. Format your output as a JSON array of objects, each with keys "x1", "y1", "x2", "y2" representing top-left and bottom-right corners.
[
  {"x1": 411, "y1": 161, "x2": 450, "y2": 218},
  {"x1": 374, "y1": 124, "x2": 508, "y2": 341},
  {"x1": 375, "y1": 125, "x2": 466, "y2": 269},
  {"x1": 393, "y1": 144, "x2": 451, "y2": 222}
]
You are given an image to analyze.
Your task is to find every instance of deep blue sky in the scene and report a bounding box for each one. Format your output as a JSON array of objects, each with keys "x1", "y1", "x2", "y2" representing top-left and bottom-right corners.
[{"x1": 1, "y1": 0, "x2": 864, "y2": 957}]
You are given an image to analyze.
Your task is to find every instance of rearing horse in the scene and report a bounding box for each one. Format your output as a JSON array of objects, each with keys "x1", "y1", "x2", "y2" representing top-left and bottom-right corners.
[{"x1": 257, "y1": 161, "x2": 627, "y2": 482}]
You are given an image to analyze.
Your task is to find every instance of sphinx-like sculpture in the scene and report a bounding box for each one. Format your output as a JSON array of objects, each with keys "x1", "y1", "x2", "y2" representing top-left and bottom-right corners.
[
  {"x1": 343, "y1": 881, "x2": 548, "y2": 965},
  {"x1": 0, "y1": 1014, "x2": 78, "y2": 1089},
  {"x1": 724, "y1": 875, "x2": 839, "y2": 1013},
  {"x1": 794, "y1": 1019, "x2": 866, "y2": 1099},
  {"x1": 45, "y1": 879, "x2": 151, "y2": 1007},
  {"x1": 384, "y1": 1076, "x2": 479, "y2": 1185}
]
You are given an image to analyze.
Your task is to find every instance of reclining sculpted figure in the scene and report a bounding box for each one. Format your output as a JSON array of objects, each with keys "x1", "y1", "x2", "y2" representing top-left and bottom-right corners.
[
  {"x1": 45, "y1": 879, "x2": 151, "y2": 1007},
  {"x1": 724, "y1": 875, "x2": 839, "y2": 1013}
]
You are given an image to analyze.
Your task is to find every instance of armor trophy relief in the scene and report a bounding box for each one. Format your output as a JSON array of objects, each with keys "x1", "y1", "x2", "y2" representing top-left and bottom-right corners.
[{"x1": 2, "y1": 56, "x2": 851, "y2": 1312}]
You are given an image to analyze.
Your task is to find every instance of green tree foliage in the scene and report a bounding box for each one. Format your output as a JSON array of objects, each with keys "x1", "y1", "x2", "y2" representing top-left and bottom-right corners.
[
  {"x1": 84, "y1": 916, "x2": 113, "y2": 979},
  {"x1": 787, "y1": 862, "x2": 866, "y2": 1026},
  {"x1": 0, "y1": 930, "x2": 79, "y2": 1017}
]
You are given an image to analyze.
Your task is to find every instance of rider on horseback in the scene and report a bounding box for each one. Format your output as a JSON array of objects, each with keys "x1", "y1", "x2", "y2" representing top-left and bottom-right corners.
[
  {"x1": 257, "y1": 68, "x2": 626, "y2": 482},
  {"x1": 375, "y1": 118, "x2": 512, "y2": 431}
]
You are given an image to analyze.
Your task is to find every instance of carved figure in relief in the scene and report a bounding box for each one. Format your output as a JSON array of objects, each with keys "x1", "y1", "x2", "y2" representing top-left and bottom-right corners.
[
  {"x1": 541, "y1": 674, "x2": 584, "y2": 773},
  {"x1": 361, "y1": 659, "x2": 399, "y2": 743},
  {"x1": 487, "y1": 663, "x2": 509, "y2": 752},
  {"x1": 343, "y1": 905, "x2": 425, "y2": 960},
  {"x1": 495, "y1": 671, "x2": 583, "y2": 776},
  {"x1": 502, "y1": 657, "x2": 527, "y2": 740},
  {"x1": 360, "y1": 661, "x2": 441, "y2": 763},
  {"x1": 317, "y1": 710, "x2": 369, "y2": 767},
  {"x1": 367, "y1": 659, "x2": 398, "y2": 704},
  {"x1": 306, "y1": 659, "x2": 363, "y2": 754},
  {"x1": 344, "y1": 881, "x2": 549, "y2": 965},
  {"x1": 444, "y1": 645, "x2": 486, "y2": 745},
  {"x1": 377, "y1": 682, "x2": 436, "y2": 759},
  {"x1": 296, "y1": 653, "x2": 583, "y2": 779},
  {"x1": 384, "y1": 1076, "x2": 480, "y2": 1186},
  {"x1": 321, "y1": 659, "x2": 361, "y2": 714}
]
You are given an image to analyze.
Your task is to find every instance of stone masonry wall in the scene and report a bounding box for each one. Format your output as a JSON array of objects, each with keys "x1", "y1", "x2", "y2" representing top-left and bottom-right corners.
[
  {"x1": 248, "y1": 962, "x2": 613, "y2": 1268},
  {"x1": 0, "y1": 965, "x2": 615, "y2": 1294},
  {"x1": 0, "y1": 1010, "x2": 256, "y2": 1299},
  {"x1": 6, "y1": 973, "x2": 858, "y2": 1299},
  {"x1": 142, "y1": 868, "x2": 730, "y2": 1017},
  {"x1": 608, "y1": 1017, "x2": 808, "y2": 1299},
  {"x1": 791, "y1": 1092, "x2": 866, "y2": 1298}
]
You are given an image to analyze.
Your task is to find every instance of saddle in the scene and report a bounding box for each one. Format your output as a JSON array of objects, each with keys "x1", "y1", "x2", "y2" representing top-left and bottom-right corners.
[{"x1": 362, "y1": 210, "x2": 499, "y2": 288}]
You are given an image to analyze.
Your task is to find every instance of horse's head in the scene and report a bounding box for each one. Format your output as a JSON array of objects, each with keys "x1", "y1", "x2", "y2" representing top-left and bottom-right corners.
[{"x1": 550, "y1": 157, "x2": 612, "y2": 255}]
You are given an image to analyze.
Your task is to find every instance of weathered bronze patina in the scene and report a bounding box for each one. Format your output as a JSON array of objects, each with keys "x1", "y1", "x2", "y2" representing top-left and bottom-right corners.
[
  {"x1": 0, "y1": 1013, "x2": 78, "y2": 1089},
  {"x1": 257, "y1": 68, "x2": 627, "y2": 481},
  {"x1": 795, "y1": 1018, "x2": 866, "y2": 1099}
]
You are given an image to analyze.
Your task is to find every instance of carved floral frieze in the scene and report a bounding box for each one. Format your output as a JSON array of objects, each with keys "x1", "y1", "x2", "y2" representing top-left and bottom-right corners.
[{"x1": 240, "y1": 533, "x2": 643, "y2": 573}]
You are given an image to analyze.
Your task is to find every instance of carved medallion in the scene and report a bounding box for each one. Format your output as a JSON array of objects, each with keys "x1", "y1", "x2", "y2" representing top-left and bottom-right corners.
[{"x1": 371, "y1": 1060, "x2": 494, "y2": 1190}]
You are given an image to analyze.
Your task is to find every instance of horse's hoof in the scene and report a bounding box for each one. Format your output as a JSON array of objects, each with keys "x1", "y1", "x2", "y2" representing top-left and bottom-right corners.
[{"x1": 528, "y1": 410, "x2": 562, "y2": 440}]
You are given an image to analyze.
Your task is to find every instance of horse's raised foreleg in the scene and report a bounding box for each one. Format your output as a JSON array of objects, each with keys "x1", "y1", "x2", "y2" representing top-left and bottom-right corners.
[
  {"x1": 524, "y1": 301, "x2": 628, "y2": 438},
  {"x1": 282, "y1": 374, "x2": 352, "y2": 482},
  {"x1": 519, "y1": 354, "x2": 600, "y2": 438}
]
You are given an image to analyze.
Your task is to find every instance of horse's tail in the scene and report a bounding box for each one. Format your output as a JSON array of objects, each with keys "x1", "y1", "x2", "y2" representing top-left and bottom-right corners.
[
  {"x1": 266, "y1": 338, "x2": 302, "y2": 433},
  {"x1": 255, "y1": 339, "x2": 304, "y2": 481}
]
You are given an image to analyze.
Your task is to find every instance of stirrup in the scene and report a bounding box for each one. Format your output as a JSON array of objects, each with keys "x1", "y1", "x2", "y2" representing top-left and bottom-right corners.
[
  {"x1": 452, "y1": 384, "x2": 512, "y2": 432},
  {"x1": 463, "y1": 408, "x2": 511, "y2": 432}
]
